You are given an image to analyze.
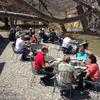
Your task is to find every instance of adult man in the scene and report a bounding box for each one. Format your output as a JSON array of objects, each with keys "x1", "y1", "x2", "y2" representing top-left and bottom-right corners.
[
  {"x1": 57, "y1": 56, "x2": 75, "y2": 86},
  {"x1": 34, "y1": 46, "x2": 54, "y2": 82},
  {"x1": 49, "y1": 29, "x2": 57, "y2": 44},
  {"x1": 56, "y1": 56, "x2": 76, "y2": 96},
  {"x1": 39, "y1": 28, "x2": 48, "y2": 43},
  {"x1": 15, "y1": 34, "x2": 25, "y2": 52},
  {"x1": 15, "y1": 34, "x2": 30, "y2": 60},
  {"x1": 62, "y1": 35, "x2": 72, "y2": 54},
  {"x1": 28, "y1": 27, "x2": 35, "y2": 37},
  {"x1": 35, "y1": 47, "x2": 54, "y2": 85}
]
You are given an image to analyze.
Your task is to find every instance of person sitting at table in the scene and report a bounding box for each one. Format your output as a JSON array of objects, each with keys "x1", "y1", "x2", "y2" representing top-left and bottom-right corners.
[
  {"x1": 15, "y1": 33, "x2": 30, "y2": 60},
  {"x1": 62, "y1": 34, "x2": 73, "y2": 54},
  {"x1": 39, "y1": 28, "x2": 49, "y2": 43},
  {"x1": 9, "y1": 27, "x2": 16, "y2": 41},
  {"x1": 58, "y1": 31, "x2": 64, "y2": 46},
  {"x1": 30, "y1": 34, "x2": 38, "y2": 54},
  {"x1": 49, "y1": 29, "x2": 57, "y2": 44},
  {"x1": 34, "y1": 46, "x2": 54, "y2": 80},
  {"x1": 76, "y1": 47, "x2": 88, "y2": 63},
  {"x1": 15, "y1": 26, "x2": 22, "y2": 39},
  {"x1": 76, "y1": 54, "x2": 100, "y2": 91},
  {"x1": 56, "y1": 56, "x2": 76, "y2": 95},
  {"x1": 28, "y1": 27, "x2": 35, "y2": 37},
  {"x1": 30, "y1": 34, "x2": 37, "y2": 44}
]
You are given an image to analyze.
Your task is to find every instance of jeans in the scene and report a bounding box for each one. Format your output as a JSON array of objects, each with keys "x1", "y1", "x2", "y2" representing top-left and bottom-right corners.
[{"x1": 17, "y1": 48, "x2": 30, "y2": 60}]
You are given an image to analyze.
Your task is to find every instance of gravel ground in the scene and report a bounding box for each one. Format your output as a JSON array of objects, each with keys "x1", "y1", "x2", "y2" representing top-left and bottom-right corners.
[{"x1": 0, "y1": 32, "x2": 100, "y2": 100}]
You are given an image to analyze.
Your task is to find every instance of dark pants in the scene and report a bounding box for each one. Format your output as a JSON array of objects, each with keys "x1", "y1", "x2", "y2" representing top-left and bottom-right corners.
[
  {"x1": 43, "y1": 35, "x2": 49, "y2": 43},
  {"x1": 18, "y1": 48, "x2": 30, "y2": 60},
  {"x1": 77, "y1": 72, "x2": 93, "y2": 91},
  {"x1": 37, "y1": 68, "x2": 54, "y2": 79},
  {"x1": 62, "y1": 46, "x2": 73, "y2": 54}
]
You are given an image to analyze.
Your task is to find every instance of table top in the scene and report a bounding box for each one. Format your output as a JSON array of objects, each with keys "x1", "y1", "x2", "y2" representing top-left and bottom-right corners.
[{"x1": 45, "y1": 55, "x2": 56, "y2": 62}]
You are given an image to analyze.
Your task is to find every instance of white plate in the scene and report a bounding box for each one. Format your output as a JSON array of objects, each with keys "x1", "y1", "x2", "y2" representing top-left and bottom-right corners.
[
  {"x1": 56, "y1": 58, "x2": 63, "y2": 61},
  {"x1": 74, "y1": 66, "x2": 80, "y2": 69},
  {"x1": 80, "y1": 66, "x2": 87, "y2": 70}
]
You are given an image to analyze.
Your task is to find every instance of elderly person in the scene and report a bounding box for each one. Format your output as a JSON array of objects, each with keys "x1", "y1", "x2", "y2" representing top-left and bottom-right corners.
[
  {"x1": 56, "y1": 56, "x2": 76, "y2": 95},
  {"x1": 76, "y1": 54, "x2": 100, "y2": 91}
]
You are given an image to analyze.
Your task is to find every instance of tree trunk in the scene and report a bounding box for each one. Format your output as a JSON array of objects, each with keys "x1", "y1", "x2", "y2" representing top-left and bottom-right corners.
[
  {"x1": 4, "y1": 17, "x2": 9, "y2": 27},
  {"x1": 76, "y1": 5, "x2": 88, "y2": 31},
  {"x1": 59, "y1": 24, "x2": 67, "y2": 33},
  {"x1": 9, "y1": 17, "x2": 14, "y2": 27},
  {"x1": 14, "y1": 19, "x2": 17, "y2": 26},
  {"x1": 8, "y1": 0, "x2": 92, "y2": 24}
]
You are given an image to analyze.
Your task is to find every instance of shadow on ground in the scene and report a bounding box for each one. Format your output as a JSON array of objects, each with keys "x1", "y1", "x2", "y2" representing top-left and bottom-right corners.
[
  {"x1": 0, "y1": 62, "x2": 5, "y2": 74},
  {"x1": 0, "y1": 35, "x2": 9, "y2": 56},
  {"x1": 41, "y1": 78, "x2": 100, "y2": 100}
]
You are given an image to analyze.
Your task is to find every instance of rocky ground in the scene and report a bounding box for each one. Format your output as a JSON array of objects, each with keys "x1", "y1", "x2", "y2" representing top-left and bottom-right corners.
[{"x1": 0, "y1": 31, "x2": 100, "y2": 100}]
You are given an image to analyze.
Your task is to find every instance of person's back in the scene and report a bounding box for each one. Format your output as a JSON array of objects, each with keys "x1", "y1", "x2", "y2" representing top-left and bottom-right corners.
[
  {"x1": 87, "y1": 63, "x2": 99, "y2": 81},
  {"x1": 9, "y1": 28, "x2": 16, "y2": 41},
  {"x1": 50, "y1": 29, "x2": 57, "y2": 43},
  {"x1": 15, "y1": 35, "x2": 25, "y2": 52},
  {"x1": 30, "y1": 35, "x2": 37, "y2": 44},
  {"x1": 56, "y1": 56, "x2": 75, "y2": 86},
  {"x1": 57, "y1": 62, "x2": 74, "y2": 85},
  {"x1": 62, "y1": 37, "x2": 72, "y2": 48}
]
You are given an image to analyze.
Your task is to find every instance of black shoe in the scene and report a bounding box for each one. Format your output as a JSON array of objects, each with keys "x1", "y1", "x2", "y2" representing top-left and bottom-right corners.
[
  {"x1": 75, "y1": 86, "x2": 83, "y2": 92},
  {"x1": 39, "y1": 80, "x2": 45, "y2": 86}
]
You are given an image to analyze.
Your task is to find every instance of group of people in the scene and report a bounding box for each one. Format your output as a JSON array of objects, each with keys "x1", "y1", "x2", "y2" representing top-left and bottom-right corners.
[
  {"x1": 9, "y1": 26, "x2": 99, "y2": 97},
  {"x1": 62, "y1": 34, "x2": 89, "y2": 55},
  {"x1": 34, "y1": 45, "x2": 99, "y2": 95},
  {"x1": 10, "y1": 26, "x2": 38, "y2": 60},
  {"x1": 39, "y1": 28, "x2": 58, "y2": 43},
  {"x1": 33, "y1": 31, "x2": 99, "y2": 97}
]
